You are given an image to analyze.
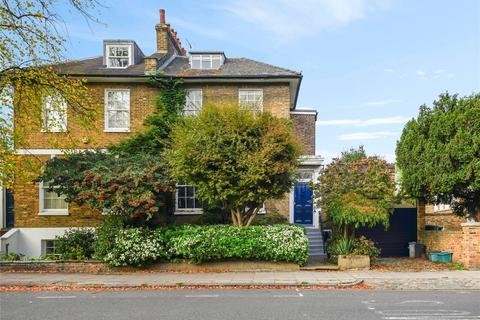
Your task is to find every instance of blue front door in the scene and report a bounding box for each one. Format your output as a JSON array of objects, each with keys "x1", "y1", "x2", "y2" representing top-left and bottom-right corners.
[{"x1": 294, "y1": 182, "x2": 313, "y2": 225}]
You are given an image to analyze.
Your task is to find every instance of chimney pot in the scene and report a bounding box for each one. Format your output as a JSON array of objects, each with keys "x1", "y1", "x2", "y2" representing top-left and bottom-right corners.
[{"x1": 160, "y1": 9, "x2": 166, "y2": 24}]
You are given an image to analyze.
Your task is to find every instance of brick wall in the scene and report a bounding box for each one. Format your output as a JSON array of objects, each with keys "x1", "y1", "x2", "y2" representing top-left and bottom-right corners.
[
  {"x1": 420, "y1": 230, "x2": 463, "y2": 262},
  {"x1": 461, "y1": 223, "x2": 480, "y2": 270},
  {"x1": 291, "y1": 113, "x2": 315, "y2": 155},
  {"x1": 418, "y1": 203, "x2": 480, "y2": 269},
  {"x1": 14, "y1": 155, "x2": 102, "y2": 228},
  {"x1": 18, "y1": 82, "x2": 293, "y2": 150}
]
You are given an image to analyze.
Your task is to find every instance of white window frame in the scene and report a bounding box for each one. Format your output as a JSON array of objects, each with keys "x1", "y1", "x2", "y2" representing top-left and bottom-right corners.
[
  {"x1": 41, "y1": 94, "x2": 67, "y2": 133},
  {"x1": 38, "y1": 181, "x2": 68, "y2": 216},
  {"x1": 239, "y1": 89, "x2": 263, "y2": 113},
  {"x1": 189, "y1": 54, "x2": 224, "y2": 70},
  {"x1": 104, "y1": 89, "x2": 131, "y2": 132},
  {"x1": 174, "y1": 183, "x2": 203, "y2": 215},
  {"x1": 41, "y1": 239, "x2": 59, "y2": 257},
  {"x1": 184, "y1": 89, "x2": 203, "y2": 116},
  {"x1": 105, "y1": 44, "x2": 132, "y2": 69}
]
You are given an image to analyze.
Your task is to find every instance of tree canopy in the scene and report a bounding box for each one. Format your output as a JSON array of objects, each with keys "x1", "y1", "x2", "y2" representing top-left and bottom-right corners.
[
  {"x1": 1, "y1": 0, "x2": 103, "y2": 187},
  {"x1": 314, "y1": 146, "x2": 396, "y2": 239},
  {"x1": 396, "y1": 93, "x2": 480, "y2": 221},
  {"x1": 165, "y1": 104, "x2": 301, "y2": 226}
]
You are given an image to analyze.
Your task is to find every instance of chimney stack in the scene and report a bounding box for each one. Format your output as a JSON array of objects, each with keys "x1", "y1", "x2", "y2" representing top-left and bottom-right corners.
[
  {"x1": 154, "y1": 8, "x2": 185, "y2": 56},
  {"x1": 160, "y1": 9, "x2": 166, "y2": 25}
]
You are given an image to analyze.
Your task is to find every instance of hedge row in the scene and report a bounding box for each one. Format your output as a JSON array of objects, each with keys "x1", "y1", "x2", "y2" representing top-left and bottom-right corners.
[{"x1": 99, "y1": 224, "x2": 308, "y2": 267}]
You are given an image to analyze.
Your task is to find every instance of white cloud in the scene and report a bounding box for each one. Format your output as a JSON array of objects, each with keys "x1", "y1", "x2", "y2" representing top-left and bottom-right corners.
[
  {"x1": 364, "y1": 99, "x2": 402, "y2": 106},
  {"x1": 383, "y1": 68, "x2": 395, "y2": 73},
  {"x1": 434, "y1": 69, "x2": 445, "y2": 74},
  {"x1": 416, "y1": 70, "x2": 426, "y2": 76},
  {"x1": 317, "y1": 116, "x2": 409, "y2": 127},
  {"x1": 337, "y1": 131, "x2": 399, "y2": 141},
  {"x1": 220, "y1": 0, "x2": 391, "y2": 40}
]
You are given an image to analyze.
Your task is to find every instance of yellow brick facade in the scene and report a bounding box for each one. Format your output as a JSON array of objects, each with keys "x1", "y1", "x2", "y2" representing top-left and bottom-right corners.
[{"x1": 14, "y1": 81, "x2": 297, "y2": 227}]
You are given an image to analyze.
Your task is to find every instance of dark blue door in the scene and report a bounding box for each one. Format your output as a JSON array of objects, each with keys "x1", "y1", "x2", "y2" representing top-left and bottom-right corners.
[
  {"x1": 6, "y1": 189, "x2": 14, "y2": 228},
  {"x1": 294, "y1": 182, "x2": 313, "y2": 225}
]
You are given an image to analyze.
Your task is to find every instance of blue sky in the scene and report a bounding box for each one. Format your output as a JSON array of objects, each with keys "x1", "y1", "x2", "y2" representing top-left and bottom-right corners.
[{"x1": 60, "y1": 0, "x2": 480, "y2": 162}]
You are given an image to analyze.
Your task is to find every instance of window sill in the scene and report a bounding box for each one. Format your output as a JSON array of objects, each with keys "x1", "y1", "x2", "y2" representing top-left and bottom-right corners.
[
  {"x1": 174, "y1": 209, "x2": 203, "y2": 215},
  {"x1": 38, "y1": 210, "x2": 69, "y2": 216},
  {"x1": 104, "y1": 129, "x2": 130, "y2": 133}
]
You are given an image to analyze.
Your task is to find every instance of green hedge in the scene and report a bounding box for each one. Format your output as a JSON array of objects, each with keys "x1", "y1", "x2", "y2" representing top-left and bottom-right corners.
[
  {"x1": 97, "y1": 224, "x2": 308, "y2": 267},
  {"x1": 165, "y1": 224, "x2": 308, "y2": 265}
]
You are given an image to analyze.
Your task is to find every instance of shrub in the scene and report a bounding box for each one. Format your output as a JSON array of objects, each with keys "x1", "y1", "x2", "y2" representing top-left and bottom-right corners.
[
  {"x1": 327, "y1": 238, "x2": 355, "y2": 261},
  {"x1": 165, "y1": 224, "x2": 308, "y2": 265},
  {"x1": 0, "y1": 252, "x2": 20, "y2": 261},
  {"x1": 251, "y1": 212, "x2": 289, "y2": 225},
  {"x1": 327, "y1": 236, "x2": 380, "y2": 262},
  {"x1": 55, "y1": 228, "x2": 95, "y2": 260},
  {"x1": 352, "y1": 236, "x2": 381, "y2": 258},
  {"x1": 94, "y1": 215, "x2": 126, "y2": 260},
  {"x1": 103, "y1": 228, "x2": 167, "y2": 267}
]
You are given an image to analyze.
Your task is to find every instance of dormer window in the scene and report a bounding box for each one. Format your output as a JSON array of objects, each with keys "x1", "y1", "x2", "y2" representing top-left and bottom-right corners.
[
  {"x1": 103, "y1": 40, "x2": 144, "y2": 69},
  {"x1": 106, "y1": 45, "x2": 131, "y2": 68},
  {"x1": 189, "y1": 52, "x2": 225, "y2": 70}
]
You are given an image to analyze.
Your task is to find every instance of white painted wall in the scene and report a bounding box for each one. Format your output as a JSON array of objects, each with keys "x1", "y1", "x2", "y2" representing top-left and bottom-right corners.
[
  {"x1": 1, "y1": 228, "x2": 69, "y2": 258},
  {"x1": 0, "y1": 228, "x2": 19, "y2": 255}
]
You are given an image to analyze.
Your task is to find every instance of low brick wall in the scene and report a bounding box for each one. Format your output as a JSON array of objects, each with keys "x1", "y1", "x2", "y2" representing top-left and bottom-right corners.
[
  {"x1": 0, "y1": 260, "x2": 109, "y2": 273},
  {"x1": 420, "y1": 230, "x2": 463, "y2": 262},
  {"x1": 0, "y1": 260, "x2": 299, "y2": 273},
  {"x1": 461, "y1": 223, "x2": 480, "y2": 270}
]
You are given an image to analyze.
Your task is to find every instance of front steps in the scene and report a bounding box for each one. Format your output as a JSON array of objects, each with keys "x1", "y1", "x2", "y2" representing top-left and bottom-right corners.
[{"x1": 306, "y1": 227, "x2": 327, "y2": 258}]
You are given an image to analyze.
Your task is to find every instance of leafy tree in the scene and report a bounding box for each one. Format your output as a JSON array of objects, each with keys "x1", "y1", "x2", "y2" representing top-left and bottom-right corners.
[
  {"x1": 396, "y1": 93, "x2": 480, "y2": 222},
  {"x1": 314, "y1": 147, "x2": 396, "y2": 239},
  {"x1": 0, "y1": 0, "x2": 103, "y2": 187},
  {"x1": 165, "y1": 104, "x2": 301, "y2": 226},
  {"x1": 38, "y1": 152, "x2": 175, "y2": 219}
]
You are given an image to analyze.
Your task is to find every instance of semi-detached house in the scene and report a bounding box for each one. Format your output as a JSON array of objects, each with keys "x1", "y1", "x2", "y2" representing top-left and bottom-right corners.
[{"x1": 0, "y1": 10, "x2": 324, "y2": 258}]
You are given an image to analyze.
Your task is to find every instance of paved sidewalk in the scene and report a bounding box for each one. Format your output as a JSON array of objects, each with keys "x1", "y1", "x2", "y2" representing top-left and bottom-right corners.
[{"x1": 1, "y1": 271, "x2": 480, "y2": 290}]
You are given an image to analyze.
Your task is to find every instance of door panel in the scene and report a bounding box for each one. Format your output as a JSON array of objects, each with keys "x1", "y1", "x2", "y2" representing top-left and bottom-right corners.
[{"x1": 294, "y1": 182, "x2": 313, "y2": 225}]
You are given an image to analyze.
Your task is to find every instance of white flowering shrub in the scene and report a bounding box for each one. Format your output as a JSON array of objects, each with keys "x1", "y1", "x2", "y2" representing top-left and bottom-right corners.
[
  {"x1": 165, "y1": 224, "x2": 309, "y2": 265},
  {"x1": 103, "y1": 228, "x2": 167, "y2": 267}
]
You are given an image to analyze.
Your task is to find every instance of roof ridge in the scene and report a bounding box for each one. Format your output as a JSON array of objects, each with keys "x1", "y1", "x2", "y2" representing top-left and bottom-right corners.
[{"x1": 231, "y1": 57, "x2": 301, "y2": 75}]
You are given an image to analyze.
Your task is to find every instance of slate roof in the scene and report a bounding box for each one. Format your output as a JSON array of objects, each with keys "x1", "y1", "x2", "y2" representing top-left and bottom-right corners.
[{"x1": 56, "y1": 55, "x2": 301, "y2": 78}]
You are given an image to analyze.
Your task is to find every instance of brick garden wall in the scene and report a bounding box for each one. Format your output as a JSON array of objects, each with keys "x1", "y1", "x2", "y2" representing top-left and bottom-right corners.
[
  {"x1": 418, "y1": 203, "x2": 480, "y2": 269},
  {"x1": 461, "y1": 224, "x2": 480, "y2": 270}
]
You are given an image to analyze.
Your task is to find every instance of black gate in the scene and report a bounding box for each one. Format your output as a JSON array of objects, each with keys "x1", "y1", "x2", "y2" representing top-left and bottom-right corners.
[
  {"x1": 355, "y1": 208, "x2": 417, "y2": 257},
  {"x1": 5, "y1": 189, "x2": 14, "y2": 228}
]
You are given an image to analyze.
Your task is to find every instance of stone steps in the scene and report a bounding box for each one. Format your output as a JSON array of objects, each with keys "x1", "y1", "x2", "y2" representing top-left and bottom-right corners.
[{"x1": 306, "y1": 227, "x2": 327, "y2": 257}]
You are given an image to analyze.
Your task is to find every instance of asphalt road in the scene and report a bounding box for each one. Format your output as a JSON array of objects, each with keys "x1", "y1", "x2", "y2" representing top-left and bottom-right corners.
[{"x1": 1, "y1": 289, "x2": 479, "y2": 320}]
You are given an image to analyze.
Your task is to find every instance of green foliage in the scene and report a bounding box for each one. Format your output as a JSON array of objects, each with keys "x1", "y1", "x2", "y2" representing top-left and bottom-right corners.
[
  {"x1": 55, "y1": 228, "x2": 95, "y2": 260},
  {"x1": 251, "y1": 212, "x2": 289, "y2": 225},
  {"x1": 166, "y1": 104, "x2": 301, "y2": 226},
  {"x1": 352, "y1": 236, "x2": 381, "y2": 258},
  {"x1": 94, "y1": 215, "x2": 126, "y2": 260},
  {"x1": 314, "y1": 147, "x2": 395, "y2": 238},
  {"x1": 396, "y1": 93, "x2": 480, "y2": 221},
  {"x1": 0, "y1": 252, "x2": 20, "y2": 261},
  {"x1": 39, "y1": 152, "x2": 175, "y2": 220},
  {"x1": 327, "y1": 237, "x2": 355, "y2": 260},
  {"x1": 327, "y1": 236, "x2": 380, "y2": 261},
  {"x1": 165, "y1": 224, "x2": 308, "y2": 265},
  {"x1": 103, "y1": 228, "x2": 167, "y2": 267},
  {"x1": 109, "y1": 78, "x2": 186, "y2": 155}
]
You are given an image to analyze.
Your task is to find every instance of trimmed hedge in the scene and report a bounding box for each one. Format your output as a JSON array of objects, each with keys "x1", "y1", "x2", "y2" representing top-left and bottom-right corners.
[
  {"x1": 99, "y1": 224, "x2": 308, "y2": 267},
  {"x1": 165, "y1": 224, "x2": 308, "y2": 265}
]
